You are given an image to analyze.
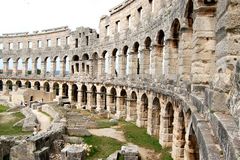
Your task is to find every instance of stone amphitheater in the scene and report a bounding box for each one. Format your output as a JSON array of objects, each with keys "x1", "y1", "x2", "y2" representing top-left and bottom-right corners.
[{"x1": 0, "y1": 0, "x2": 240, "y2": 159}]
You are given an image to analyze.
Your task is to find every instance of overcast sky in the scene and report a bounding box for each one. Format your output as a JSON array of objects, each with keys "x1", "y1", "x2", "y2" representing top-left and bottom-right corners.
[{"x1": 0, "y1": 0, "x2": 123, "y2": 34}]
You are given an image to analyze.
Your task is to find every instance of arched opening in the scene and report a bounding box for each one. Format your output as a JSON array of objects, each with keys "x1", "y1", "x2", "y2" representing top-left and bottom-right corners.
[
  {"x1": 0, "y1": 58, "x2": 3, "y2": 74},
  {"x1": 152, "y1": 97, "x2": 160, "y2": 137},
  {"x1": 72, "y1": 55, "x2": 80, "y2": 74},
  {"x1": 54, "y1": 56, "x2": 60, "y2": 76},
  {"x1": 133, "y1": 42, "x2": 140, "y2": 75},
  {"x1": 102, "y1": 50, "x2": 107, "y2": 76},
  {"x1": 168, "y1": 19, "x2": 180, "y2": 77},
  {"x1": 92, "y1": 53, "x2": 98, "y2": 77},
  {"x1": 109, "y1": 87, "x2": 117, "y2": 113},
  {"x1": 160, "y1": 102, "x2": 174, "y2": 147},
  {"x1": 0, "y1": 80, "x2": 3, "y2": 91},
  {"x1": 7, "y1": 58, "x2": 13, "y2": 74},
  {"x1": 45, "y1": 57, "x2": 51, "y2": 75},
  {"x1": 81, "y1": 85, "x2": 87, "y2": 106},
  {"x1": 82, "y1": 54, "x2": 89, "y2": 74},
  {"x1": 185, "y1": 125, "x2": 199, "y2": 160},
  {"x1": 25, "y1": 81, "x2": 31, "y2": 88},
  {"x1": 17, "y1": 58, "x2": 23, "y2": 75},
  {"x1": 118, "y1": 89, "x2": 127, "y2": 118},
  {"x1": 100, "y1": 86, "x2": 107, "y2": 110},
  {"x1": 121, "y1": 46, "x2": 128, "y2": 76},
  {"x1": 72, "y1": 84, "x2": 78, "y2": 102},
  {"x1": 6, "y1": 80, "x2": 13, "y2": 91},
  {"x1": 34, "y1": 81, "x2": 40, "y2": 90},
  {"x1": 43, "y1": 82, "x2": 50, "y2": 92},
  {"x1": 155, "y1": 30, "x2": 165, "y2": 76},
  {"x1": 53, "y1": 82, "x2": 59, "y2": 96},
  {"x1": 110, "y1": 48, "x2": 118, "y2": 77},
  {"x1": 26, "y1": 58, "x2": 32, "y2": 75},
  {"x1": 62, "y1": 83, "x2": 69, "y2": 97},
  {"x1": 35, "y1": 57, "x2": 41, "y2": 75},
  {"x1": 91, "y1": 85, "x2": 97, "y2": 108},
  {"x1": 127, "y1": 91, "x2": 137, "y2": 121},
  {"x1": 64, "y1": 56, "x2": 70, "y2": 76},
  {"x1": 137, "y1": 93, "x2": 148, "y2": 128},
  {"x1": 16, "y1": 80, "x2": 22, "y2": 88}
]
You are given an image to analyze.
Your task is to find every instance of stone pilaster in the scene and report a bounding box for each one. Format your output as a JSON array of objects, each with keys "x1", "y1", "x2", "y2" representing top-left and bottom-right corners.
[
  {"x1": 128, "y1": 51, "x2": 138, "y2": 80},
  {"x1": 3, "y1": 61, "x2": 8, "y2": 75},
  {"x1": 41, "y1": 61, "x2": 46, "y2": 77},
  {"x1": 51, "y1": 61, "x2": 56, "y2": 77},
  {"x1": 60, "y1": 60, "x2": 66, "y2": 77},
  {"x1": 32, "y1": 61, "x2": 36, "y2": 76},
  {"x1": 87, "y1": 91, "x2": 93, "y2": 110},
  {"x1": 77, "y1": 90, "x2": 82, "y2": 109},
  {"x1": 12, "y1": 61, "x2": 17, "y2": 76},
  {"x1": 97, "y1": 58, "x2": 104, "y2": 78},
  {"x1": 139, "y1": 48, "x2": 151, "y2": 78},
  {"x1": 22, "y1": 61, "x2": 27, "y2": 76}
]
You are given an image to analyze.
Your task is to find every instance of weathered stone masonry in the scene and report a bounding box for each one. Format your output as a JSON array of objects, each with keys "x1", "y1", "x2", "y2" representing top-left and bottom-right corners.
[{"x1": 0, "y1": 0, "x2": 240, "y2": 159}]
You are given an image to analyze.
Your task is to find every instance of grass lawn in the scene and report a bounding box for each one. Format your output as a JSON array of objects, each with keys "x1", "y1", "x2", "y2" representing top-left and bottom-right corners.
[
  {"x1": 83, "y1": 135, "x2": 123, "y2": 160},
  {"x1": 0, "y1": 112, "x2": 30, "y2": 135},
  {"x1": 0, "y1": 104, "x2": 9, "y2": 113},
  {"x1": 95, "y1": 119, "x2": 118, "y2": 128},
  {"x1": 120, "y1": 122, "x2": 172, "y2": 160}
]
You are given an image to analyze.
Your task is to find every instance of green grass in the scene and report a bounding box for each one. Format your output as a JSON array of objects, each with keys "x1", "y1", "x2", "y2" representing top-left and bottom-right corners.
[
  {"x1": 0, "y1": 104, "x2": 9, "y2": 113},
  {"x1": 40, "y1": 110, "x2": 53, "y2": 121},
  {"x1": 0, "y1": 112, "x2": 31, "y2": 135},
  {"x1": 83, "y1": 135, "x2": 123, "y2": 160},
  {"x1": 120, "y1": 122, "x2": 172, "y2": 160},
  {"x1": 95, "y1": 119, "x2": 118, "y2": 128}
]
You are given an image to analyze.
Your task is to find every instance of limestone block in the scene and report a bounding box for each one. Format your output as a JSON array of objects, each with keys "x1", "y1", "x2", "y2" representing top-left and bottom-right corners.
[
  {"x1": 67, "y1": 126, "x2": 91, "y2": 137},
  {"x1": 121, "y1": 145, "x2": 139, "y2": 160},
  {"x1": 61, "y1": 145, "x2": 86, "y2": 160}
]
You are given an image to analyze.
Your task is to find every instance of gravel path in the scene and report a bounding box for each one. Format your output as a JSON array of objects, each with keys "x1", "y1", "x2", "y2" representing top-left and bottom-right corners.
[{"x1": 32, "y1": 109, "x2": 51, "y2": 132}]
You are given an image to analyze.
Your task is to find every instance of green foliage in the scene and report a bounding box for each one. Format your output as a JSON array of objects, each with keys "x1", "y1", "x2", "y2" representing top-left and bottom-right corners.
[
  {"x1": 83, "y1": 135, "x2": 123, "y2": 160},
  {"x1": 0, "y1": 104, "x2": 9, "y2": 113},
  {"x1": 0, "y1": 112, "x2": 30, "y2": 135},
  {"x1": 95, "y1": 119, "x2": 118, "y2": 129}
]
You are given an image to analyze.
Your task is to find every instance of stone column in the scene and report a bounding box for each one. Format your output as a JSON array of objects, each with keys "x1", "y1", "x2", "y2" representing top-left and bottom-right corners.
[
  {"x1": 96, "y1": 93, "x2": 102, "y2": 111},
  {"x1": 115, "y1": 96, "x2": 121, "y2": 119},
  {"x1": 87, "y1": 91, "x2": 93, "y2": 110},
  {"x1": 32, "y1": 61, "x2": 36, "y2": 76},
  {"x1": 191, "y1": 4, "x2": 216, "y2": 93},
  {"x1": 60, "y1": 60, "x2": 66, "y2": 77},
  {"x1": 106, "y1": 94, "x2": 114, "y2": 113},
  {"x1": 128, "y1": 51, "x2": 138, "y2": 79},
  {"x1": 147, "y1": 106, "x2": 153, "y2": 136},
  {"x1": 136, "y1": 97, "x2": 142, "y2": 127},
  {"x1": 172, "y1": 110, "x2": 185, "y2": 160},
  {"x1": 12, "y1": 61, "x2": 17, "y2": 76},
  {"x1": 118, "y1": 54, "x2": 124, "y2": 78},
  {"x1": 51, "y1": 60, "x2": 56, "y2": 77},
  {"x1": 125, "y1": 99, "x2": 132, "y2": 121},
  {"x1": 77, "y1": 90, "x2": 82, "y2": 109},
  {"x1": 139, "y1": 48, "x2": 151, "y2": 78},
  {"x1": 108, "y1": 56, "x2": 115, "y2": 78},
  {"x1": 151, "y1": 44, "x2": 163, "y2": 80},
  {"x1": 59, "y1": 85, "x2": 63, "y2": 97},
  {"x1": 97, "y1": 58, "x2": 104, "y2": 78},
  {"x1": 41, "y1": 61, "x2": 46, "y2": 77},
  {"x1": 68, "y1": 85, "x2": 72, "y2": 103}
]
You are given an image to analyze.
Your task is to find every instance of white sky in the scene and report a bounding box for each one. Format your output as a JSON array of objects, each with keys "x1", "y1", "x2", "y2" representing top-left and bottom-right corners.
[{"x1": 0, "y1": 0, "x2": 124, "y2": 34}]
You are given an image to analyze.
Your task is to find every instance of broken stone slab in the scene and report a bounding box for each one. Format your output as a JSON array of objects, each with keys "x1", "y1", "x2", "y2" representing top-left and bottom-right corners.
[
  {"x1": 120, "y1": 145, "x2": 139, "y2": 160},
  {"x1": 67, "y1": 126, "x2": 91, "y2": 137},
  {"x1": 61, "y1": 145, "x2": 86, "y2": 160},
  {"x1": 63, "y1": 135, "x2": 84, "y2": 144}
]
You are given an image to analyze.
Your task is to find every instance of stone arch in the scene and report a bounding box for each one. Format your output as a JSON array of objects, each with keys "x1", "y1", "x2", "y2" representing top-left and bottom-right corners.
[
  {"x1": 109, "y1": 87, "x2": 117, "y2": 113},
  {"x1": 117, "y1": 89, "x2": 127, "y2": 118},
  {"x1": 7, "y1": 58, "x2": 13, "y2": 74},
  {"x1": 35, "y1": 57, "x2": 41, "y2": 75},
  {"x1": 91, "y1": 85, "x2": 97, "y2": 108},
  {"x1": 6, "y1": 80, "x2": 13, "y2": 91},
  {"x1": 72, "y1": 55, "x2": 80, "y2": 74},
  {"x1": 120, "y1": 46, "x2": 128, "y2": 77},
  {"x1": 184, "y1": 124, "x2": 199, "y2": 160},
  {"x1": 160, "y1": 101, "x2": 174, "y2": 147},
  {"x1": 110, "y1": 48, "x2": 118, "y2": 77},
  {"x1": 0, "y1": 80, "x2": 3, "y2": 91},
  {"x1": 62, "y1": 83, "x2": 69, "y2": 97},
  {"x1": 43, "y1": 82, "x2": 50, "y2": 92},
  {"x1": 81, "y1": 85, "x2": 88, "y2": 106},
  {"x1": 25, "y1": 81, "x2": 31, "y2": 88},
  {"x1": 44, "y1": 57, "x2": 51, "y2": 75},
  {"x1": 137, "y1": 93, "x2": 148, "y2": 128},
  {"x1": 34, "y1": 81, "x2": 41, "y2": 90},
  {"x1": 53, "y1": 56, "x2": 61, "y2": 76},
  {"x1": 126, "y1": 91, "x2": 138, "y2": 121},
  {"x1": 72, "y1": 84, "x2": 78, "y2": 102},
  {"x1": 63, "y1": 56, "x2": 70, "y2": 76},
  {"x1": 102, "y1": 50, "x2": 108, "y2": 75},
  {"x1": 0, "y1": 58, "x2": 3, "y2": 74},
  {"x1": 53, "y1": 82, "x2": 59, "y2": 96},
  {"x1": 100, "y1": 86, "x2": 107, "y2": 110},
  {"x1": 129, "y1": 42, "x2": 140, "y2": 76},
  {"x1": 17, "y1": 58, "x2": 23, "y2": 74},
  {"x1": 81, "y1": 53, "x2": 89, "y2": 74},
  {"x1": 152, "y1": 97, "x2": 161, "y2": 137},
  {"x1": 92, "y1": 52, "x2": 98, "y2": 77},
  {"x1": 140, "y1": 37, "x2": 152, "y2": 76},
  {"x1": 154, "y1": 30, "x2": 165, "y2": 77},
  {"x1": 16, "y1": 80, "x2": 22, "y2": 88}
]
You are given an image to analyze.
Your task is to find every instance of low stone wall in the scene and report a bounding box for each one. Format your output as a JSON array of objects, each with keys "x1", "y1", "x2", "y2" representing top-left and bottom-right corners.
[
  {"x1": 0, "y1": 137, "x2": 17, "y2": 160},
  {"x1": 21, "y1": 107, "x2": 38, "y2": 131}
]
